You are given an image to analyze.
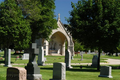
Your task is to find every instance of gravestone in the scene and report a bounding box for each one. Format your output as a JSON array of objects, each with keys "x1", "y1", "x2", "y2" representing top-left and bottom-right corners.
[
  {"x1": 91, "y1": 55, "x2": 98, "y2": 67},
  {"x1": 4, "y1": 48, "x2": 12, "y2": 67},
  {"x1": 25, "y1": 43, "x2": 42, "y2": 80},
  {"x1": 7, "y1": 67, "x2": 26, "y2": 80},
  {"x1": 50, "y1": 62, "x2": 66, "y2": 80},
  {"x1": 37, "y1": 46, "x2": 45, "y2": 66},
  {"x1": 22, "y1": 53, "x2": 29, "y2": 60},
  {"x1": 80, "y1": 53, "x2": 83, "y2": 61},
  {"x1": 88, "y1": 50, "x2": 91, "y2": 54},
  {"x1": 65, "y1": 49, "x2": 72, "y2": 69},
  {"x1": 98, "y1": 66, "x2": 113, "y2": 78}
]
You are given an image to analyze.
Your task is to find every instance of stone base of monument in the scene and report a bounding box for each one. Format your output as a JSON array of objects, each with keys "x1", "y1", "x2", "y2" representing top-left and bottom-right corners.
[
  {"x1": 98, "y1": 75, "x2": 113, "y2": 78},
  {"x1": 38, "y1": 62, "x2": 46, "y2": 66},
  {"x1": 27, "y1": 74, "x2": 42, "y2": 80},
  {"x1": 98, "y1": 66, "x2": 113, "y2": 78},
  {"x1": 66, "y1": 66, "x2": 73, "y2": 69},
  {"x1": 4, "y1": 64, "x2": 12, "y2": 67},
  {"x1": 25, "y1": 62, "x2": 42, "y2": 80},
  {"x1": 50, "y1": 78, "x2": 66, "y2": 80}
]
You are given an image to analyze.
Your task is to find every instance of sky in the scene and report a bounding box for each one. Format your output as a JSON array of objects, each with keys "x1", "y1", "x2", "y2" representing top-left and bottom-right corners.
[
  {"x1": 0, "y1": 0, "x2": 79, "y2": 24},
  {"x1": 54, "y1": 0, "x2": 78, "y2": 24}
]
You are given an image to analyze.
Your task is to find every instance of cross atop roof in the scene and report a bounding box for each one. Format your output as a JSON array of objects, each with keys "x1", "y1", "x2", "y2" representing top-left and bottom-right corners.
[{"x1": 58, "y1": 13, "x2": 60, "y2": 21}]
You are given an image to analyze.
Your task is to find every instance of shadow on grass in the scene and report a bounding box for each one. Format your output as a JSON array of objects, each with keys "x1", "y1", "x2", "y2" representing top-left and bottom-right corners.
[
  {"x1": 0, "y1": 61, "x2": 5, "y2": 64},
  {"x1": 67, "y1": 65, "x2": 99, "y2": 72},
  {"x1": 40, "y1": 67, "x2": 53, "y2": 70},
  {"x1": 105, "y1": 65, "x2": 120, "y2": 69},
  {"x1": 0, "y1": 60, "x2": 14, "y2": 64}
]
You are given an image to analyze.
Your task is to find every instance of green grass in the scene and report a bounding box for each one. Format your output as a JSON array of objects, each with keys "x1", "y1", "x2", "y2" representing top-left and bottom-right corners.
[
  {"x1": 0, "y1": 51, "x2": 120, "y2": 80},
  {"x1": 0, "y1": 52, "x2": 120, "y2": 64},
  {"x1": 0, "y1": 65, "x2": 120, "y2": 80}
]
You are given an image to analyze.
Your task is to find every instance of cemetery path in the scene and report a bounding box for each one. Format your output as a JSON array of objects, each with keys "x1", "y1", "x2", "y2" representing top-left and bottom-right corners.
[
  {"x1": 104, "y1": 58, "x2": 120, "y2": 65},
  {"x1": 0, "y1": 59, "x2": 120, "y2": 66}
]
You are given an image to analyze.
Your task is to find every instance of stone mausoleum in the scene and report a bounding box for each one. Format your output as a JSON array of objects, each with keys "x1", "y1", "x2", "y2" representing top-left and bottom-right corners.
[{"x1": 35, "y1": 14, "x2": 74, "y2": 56}]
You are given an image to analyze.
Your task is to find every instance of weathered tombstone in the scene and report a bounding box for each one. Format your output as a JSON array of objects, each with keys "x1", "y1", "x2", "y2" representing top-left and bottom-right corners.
[
  {"x1": 65, "y1": 49, "x2": 72, "y2": 69},
  {"x1": 88, "y1": 50, "x2": 91, "y2": 54},
  {"x1": 22, "y1": 53, "x2": 29, "y2": 60},
  {"x1": 37, "y1": 46, "x2": 45, "y2": 66},
  {"x1": 25, "y1": 43, "x2": 42, "y2": 80},
  {"x1": 50, "y1": 62, "x2": 66, "y2": 80},
  {"x1": 80, "y1": 52, "x2": 83, "y2": 61},
  {"x1": 98, "y1": 66, "x2": 113, "y2": 78},
  {"x1": 7, "y1": 67, "x2": 26, "y2": 80},
  {"x1": 91, "y1": 55, "x2": 98, "y2": 67},
  {"x1": 4, "y1": 48, "x2": 12, "y2": 67}
]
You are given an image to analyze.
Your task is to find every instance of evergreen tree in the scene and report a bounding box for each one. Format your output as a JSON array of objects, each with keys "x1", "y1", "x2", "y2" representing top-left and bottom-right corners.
[
  {"x1": 69, "y1": 0, "x2": 120, "y2": 70},
  {"x1": 0, "y1": 0, "x2": 31, "y2": 49}
]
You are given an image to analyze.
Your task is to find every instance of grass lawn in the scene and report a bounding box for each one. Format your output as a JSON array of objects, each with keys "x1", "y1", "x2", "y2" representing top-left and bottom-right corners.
[
  {"x1": 0, "y1": 51, "x2": 120, "y2": 80},
  {"x1": 0, "y1": 65, "x2": 120, "y2": 80},
  {"x1": 0, "y1": 51, "x2": 120, "y2": 64}
]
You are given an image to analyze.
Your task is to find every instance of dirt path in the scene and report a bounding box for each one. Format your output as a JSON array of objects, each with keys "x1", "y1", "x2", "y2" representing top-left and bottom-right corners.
[{"x1": 104, "y1": 59, "x2": 120, "y2": 65}]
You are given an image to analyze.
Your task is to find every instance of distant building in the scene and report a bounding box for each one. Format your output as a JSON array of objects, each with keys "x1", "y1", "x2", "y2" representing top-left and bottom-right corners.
[{"x1": 35, "y1": 14, "x2": 74, "y2": 56}]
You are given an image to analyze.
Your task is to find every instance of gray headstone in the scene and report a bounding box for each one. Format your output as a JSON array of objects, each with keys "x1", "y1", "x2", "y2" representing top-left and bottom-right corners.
[
  {"x1": 98, "y1": 66, "x2": 113, "y2": 78},
  {"x1": 22, "y1": 53, "x2": 29, "y2": 60},
  {"x1": 88, "y1": 50, "x2": 91, "y2": 54},
  {"x1": 32, "y1": 43, "x2": 37, "y2": 49},
  {"x1": 65, "y1": 49, "x2": 72, "y2": 69},
  {"x1": 91, "y1": 55, "x2": 98, "y2": 67},
  {"x1": 25, "y1": 43, "x2": 42, "y2": 80},
  {"x1": 4, "y1": 49, "x2": 12, "y2": 67},
  {"x1": 80, "y1": 53, "x2": 83, "y2": 61},
  {"x1": 50, "y1": 62, "x2": 66, "y2": 80},
  {"x1": 37, "y1": 46, "x2": 45, "y2": 66},
  {"x1": 7, "y1": 67, "x2": 26, "y2": 80}
]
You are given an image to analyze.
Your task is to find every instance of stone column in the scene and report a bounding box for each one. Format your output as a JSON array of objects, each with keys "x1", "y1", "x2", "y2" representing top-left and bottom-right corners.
[
  {"x1": 62, "y1": 42, "x2": 65, "y2": 55},
  {"x1": 37, "y1": 46, "x2": 45, "y2": 66},
  {"x1": 25, "y1": 43, "x2": 42, "y2": 80},
  {"x1": 65, "y1": 49, "x2": 72, "y2": 69},
  {"x1": 4, "y1": 48, "x2": 12, "y2": 67}
]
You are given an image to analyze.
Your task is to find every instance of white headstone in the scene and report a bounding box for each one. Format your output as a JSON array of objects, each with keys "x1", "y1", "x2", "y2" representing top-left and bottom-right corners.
[
  {"x1": 50, "y1": 62, "x2": 66, "y2": 80},
  {"x1": 88, "y1": 50, "x2": 91, "y2": 54},
  {"x1": 37, "y1": 46, "x2": 45, "y2": 65},
  {"x1": 22, "y1": 53, "x2": 29, "y2": 60},
  {"x1": 99, "y1": 66, "x2": 113, "y2": 78}
]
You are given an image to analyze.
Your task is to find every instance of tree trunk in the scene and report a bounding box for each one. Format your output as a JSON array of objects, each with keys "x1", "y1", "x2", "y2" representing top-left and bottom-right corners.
[{"x1": 97, "y1": 48, "x2": 101, "y2": 71}]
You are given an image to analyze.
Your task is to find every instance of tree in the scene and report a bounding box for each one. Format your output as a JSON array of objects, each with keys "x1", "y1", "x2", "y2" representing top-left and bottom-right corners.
[
  {"x1": 74, "y1": 39, "x2": 85, "y2": 52},
  {"x1": 68, "y1": 0, "x2": 120, "y2": 70},
  {"x1": 16, "y1": 0, "x2": 58, "y2": 42},
  {"x1": 0, "y1": 0, "x2": 31, "y2": 49}
]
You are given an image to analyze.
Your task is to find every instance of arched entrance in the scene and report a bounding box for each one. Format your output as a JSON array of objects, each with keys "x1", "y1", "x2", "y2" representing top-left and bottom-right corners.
[{"x1": 49, "y1": 31, "x2": 67, "y2": 55}]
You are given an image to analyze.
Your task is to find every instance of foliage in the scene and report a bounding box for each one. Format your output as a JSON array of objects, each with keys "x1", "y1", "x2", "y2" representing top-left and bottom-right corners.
[
  {"x1": 16, "y1": 0, "x2": 58, "y2": 42},
  {"x1": 74, "y1": 39, "x2": 85, "y2": 52},
  {"x1": 0, "y1": 0, "x2": 31, "y2": 49},
  {"x1": 68, "y1": 0, "x2": 120, "y2": 70},
  {"x1": 69, "y1": 0, "x2": 120, "y2": 51}
]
